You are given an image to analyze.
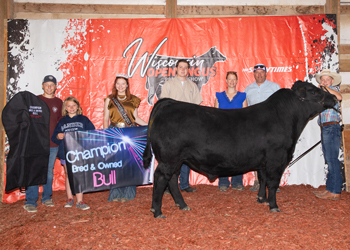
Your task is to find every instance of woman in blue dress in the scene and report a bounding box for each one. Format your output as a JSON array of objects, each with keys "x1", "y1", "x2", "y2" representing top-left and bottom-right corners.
[{"x1": 214, "y1": 71, "x2": 247, "y2": 192}]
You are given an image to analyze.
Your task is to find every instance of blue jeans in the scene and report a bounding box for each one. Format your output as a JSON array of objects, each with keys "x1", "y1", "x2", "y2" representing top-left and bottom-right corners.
[
  {"x1": 108, "y1": 186, "x2": 136, "y2": 201},
  {"x1": 25, "y1": 147, "x2": 58, "y2": 207},
  {"x1": 219, "y1": 174, "x2": 243, "y2": 188},
  {"x1": 179, "y1": 164, "x2": 191, "y2": 190},
  {"x1": 321, "y1": 124, "x2": 342, "y2": 194}
]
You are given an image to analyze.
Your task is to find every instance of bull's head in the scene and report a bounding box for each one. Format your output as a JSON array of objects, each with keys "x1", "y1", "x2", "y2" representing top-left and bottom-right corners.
[{"x1": 291, "y1": 80, "x2": 338, "y2": 111}]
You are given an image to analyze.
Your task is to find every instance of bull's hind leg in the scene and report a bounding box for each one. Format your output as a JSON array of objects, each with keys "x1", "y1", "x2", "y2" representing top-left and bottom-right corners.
[
  {"x1": 150, "y1": 166, "x2": 170, "y2": 218},
  {"x1": 256, "y1": 169, "x2": 268, "y2": 204},
  {"x1": 168, "y1": 173, "x2": 190, "y2": 211}
]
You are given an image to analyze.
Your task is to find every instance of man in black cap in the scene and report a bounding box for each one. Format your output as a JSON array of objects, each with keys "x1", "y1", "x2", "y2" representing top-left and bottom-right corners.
[
  {"x1": 245, "y1": 64, "x2": 281, "y2": 192},
  {"x1": 24, "y1": 75, "x2": 63, "y2": 212}
]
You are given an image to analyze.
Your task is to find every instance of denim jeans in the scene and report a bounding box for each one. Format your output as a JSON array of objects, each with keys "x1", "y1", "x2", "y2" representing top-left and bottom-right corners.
[
  {"x1": 108, "y1": 186, "x2": 136, "y2": 201},
  {"x1": 25, "y1": 147, "x2": 58, "y2": 207},
  {"x1": 321, "y1": 124, "x2": 342, "y2": 194},
  {"x1": 219, "y1": 174, "x2": 243, "y2": 188},
  {"x1": 179, "y1": 164, "x2": 191, "y2": 190}
]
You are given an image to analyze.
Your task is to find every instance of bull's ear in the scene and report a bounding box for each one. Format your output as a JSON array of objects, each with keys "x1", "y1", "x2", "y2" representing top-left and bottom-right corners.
[{"x1": 291, "y1": 80, "x2": 306, "y2": 98}]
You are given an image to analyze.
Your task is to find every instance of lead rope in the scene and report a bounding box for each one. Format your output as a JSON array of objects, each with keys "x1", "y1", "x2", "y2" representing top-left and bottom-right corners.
[{"x1": 287, "y1": 140, "x2": 321, "y2": 168}]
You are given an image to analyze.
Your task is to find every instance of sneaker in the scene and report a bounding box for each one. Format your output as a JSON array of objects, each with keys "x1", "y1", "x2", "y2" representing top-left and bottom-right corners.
[
  {"x1": 219, "y1": 186, "x2": 228, "y2": 192},
  {"x1": 23, "y1": 204, "x2": 37, "y2": 213},
  {"x1": 249, "y1": 180, "x2": 259, "y2": 192},
  {"x1": 76, "y1": 201, "x2": 90, "y2": 210},
  {"x1": 64, "y1": 198, "x2": 74, "y2": 208},
  {"x1": 42, "y1": 199, "x2": 54, "y2": 207},
  {"x1": 232, "y1": 185, "x2": 245, "y2": 191}
]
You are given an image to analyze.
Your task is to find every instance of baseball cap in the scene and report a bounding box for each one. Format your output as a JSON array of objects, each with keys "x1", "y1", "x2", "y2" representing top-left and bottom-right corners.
[
  {"x1": 253, "y1": 64, "x2": 266, "y2": 72},
  {"x1": 42, "y1": 75, "x2": 57, "y2": 85}
]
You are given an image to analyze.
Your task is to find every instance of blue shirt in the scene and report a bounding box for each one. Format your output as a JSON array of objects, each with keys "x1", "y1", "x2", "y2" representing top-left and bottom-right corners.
[
  {"x1": 51, "y1": 115, "x2": 95, "y2": 160},
  {"x1": 216, "y1": 91, "x2": 246, "y2": 109},
  {"x1": 245, "y1": 80, "x2": 280, "y2": 106}
]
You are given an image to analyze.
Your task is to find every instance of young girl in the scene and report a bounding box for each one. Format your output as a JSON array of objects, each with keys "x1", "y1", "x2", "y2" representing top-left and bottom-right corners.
[{"x1": 51, "y1": 96, "x2": 95, "y2": 210}]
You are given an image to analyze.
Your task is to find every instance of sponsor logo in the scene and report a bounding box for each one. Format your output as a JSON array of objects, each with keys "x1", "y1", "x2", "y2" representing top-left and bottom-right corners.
[
  {"x1": 243, "y1": 66, "x2": 293, "y2": 73},
  {"x1": 123, "y1": 38, "x2": 226, "y2": 105}
]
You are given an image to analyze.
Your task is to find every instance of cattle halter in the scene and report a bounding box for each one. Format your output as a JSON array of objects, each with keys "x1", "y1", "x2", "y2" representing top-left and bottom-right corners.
[{"x1": 320, "y1": 86, "x2": 341, "y2": 113}]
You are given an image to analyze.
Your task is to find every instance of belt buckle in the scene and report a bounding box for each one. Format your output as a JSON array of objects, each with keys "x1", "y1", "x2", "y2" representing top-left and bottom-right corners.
[{"x1": 117, "y1": 122, "x2": 126, "y2": 128}]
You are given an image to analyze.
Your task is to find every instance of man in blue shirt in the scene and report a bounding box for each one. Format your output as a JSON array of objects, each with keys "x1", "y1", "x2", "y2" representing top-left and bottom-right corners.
[{"x1": 245, "y1": 64, "x2": 280, "y2": 192}]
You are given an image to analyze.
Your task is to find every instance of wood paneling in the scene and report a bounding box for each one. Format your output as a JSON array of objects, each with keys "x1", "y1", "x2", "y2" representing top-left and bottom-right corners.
[
  {"x1": 177, "y1": 5, "x2": 324, "y2": 17},
  {"x1": 0, "y1": 0, "x2": 11, "y2": 204},
  {"x1": 14, "y1": 13, "x2": 165, "y2": 19},
  {"x1": 339, "y1": 44, "x2": 350, "y2": 54},
  {"x1": 340, "y1": 5, "x2": 350, "y2": 14},
  {"x1": 340, "y1": 84, "x2": 350, "y2": 94},
  {"x1": 14, "y1": 3, "x2": 165, "y2": 17},
  {"x1": 343, "y1": 129, "x2": 350, "y2": 192},
  {"x1": 166, "y1": 0, "x2": 177, "y2": 18},
  {"x1": 340, "y1": 58, "x2": 350, "y2": 72}
]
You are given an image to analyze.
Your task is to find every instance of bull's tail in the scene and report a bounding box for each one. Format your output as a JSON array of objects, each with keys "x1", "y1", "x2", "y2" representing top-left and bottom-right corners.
[
  {"x1": 143, "y1": 98, "x2": 175, "y2": 169},
  {"x1": 142, "y1": 139, "x2": 152, "y2": 169}
]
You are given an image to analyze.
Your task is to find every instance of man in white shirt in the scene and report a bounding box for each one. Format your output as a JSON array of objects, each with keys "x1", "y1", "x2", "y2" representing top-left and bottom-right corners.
[{"x1": 160, "y1": 59, "x2": 203, "y2": 192}]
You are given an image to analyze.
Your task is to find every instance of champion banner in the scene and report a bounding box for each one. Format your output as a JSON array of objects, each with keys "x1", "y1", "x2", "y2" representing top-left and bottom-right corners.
[
  {"x1": 4, "y1": 15, "x2": 339, "y2": 202},
  {"x1": 63, "y1": 126, "x2": 154, "y2": 194}
]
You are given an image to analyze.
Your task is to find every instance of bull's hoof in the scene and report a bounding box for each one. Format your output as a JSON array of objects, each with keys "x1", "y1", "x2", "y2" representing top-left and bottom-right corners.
[
  {"x1": 156, "y1": 214, "x2": 166, "y2": 219},
  {"x1": 150, "y1": 208, "x2": 155, "y2": 213},
  {"x1": 270, "y1": 208, "x2": 281, "y2": 213},
  {"x1": 257, "y1": 197, "x2": 267, "y2": 204},
  {"x1": 180, "y1": 206, "x2": 191, "y2": 211},
  {"x1": 175, "y1": 203, "x2": 180, "y2": 207}
]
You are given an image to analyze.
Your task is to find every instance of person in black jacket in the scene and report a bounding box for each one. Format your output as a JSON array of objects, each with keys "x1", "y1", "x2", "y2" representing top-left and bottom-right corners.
[{"x1": 24, "y1": 75, "x2": 62, "y2": 213}]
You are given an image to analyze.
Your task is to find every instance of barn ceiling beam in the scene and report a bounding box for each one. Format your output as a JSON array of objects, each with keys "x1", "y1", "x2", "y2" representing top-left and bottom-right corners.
[
  {"x1": 177, "y1": 5, "x2": 324, "y2": 17},
  {"x1": 166, "y1": 0, "x2": 177, "y2": 18}
]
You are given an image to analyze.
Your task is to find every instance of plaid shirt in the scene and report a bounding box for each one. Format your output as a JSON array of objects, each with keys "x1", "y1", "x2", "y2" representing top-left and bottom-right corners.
[{"x1": 318, "y1": 86, "x2": 341, "y2": 124}]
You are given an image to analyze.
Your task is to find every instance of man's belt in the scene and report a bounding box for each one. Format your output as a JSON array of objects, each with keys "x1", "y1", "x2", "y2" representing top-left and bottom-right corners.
[{"x1": 321, "y1": 121, "x2": 339, "y2": 127}]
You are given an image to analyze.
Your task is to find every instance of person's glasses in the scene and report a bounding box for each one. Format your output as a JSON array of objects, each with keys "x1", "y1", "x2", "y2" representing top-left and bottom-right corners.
[{"x1": 254, "y1": 65, "x2": 265, "y2": 70}]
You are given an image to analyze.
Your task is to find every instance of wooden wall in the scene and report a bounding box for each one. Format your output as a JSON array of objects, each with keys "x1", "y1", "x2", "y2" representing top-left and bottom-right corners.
[{"x1": 1, "y1": 0, "x2": 350, "y2": 202}]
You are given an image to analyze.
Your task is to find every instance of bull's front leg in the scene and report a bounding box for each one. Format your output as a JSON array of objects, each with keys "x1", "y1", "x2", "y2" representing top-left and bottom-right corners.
[
  {"x1": 266, "y1": 184, "x2": 280, "y2": 212},
  {"x1": 266, "y1": 169, "x2": 283, "y2": 212}
]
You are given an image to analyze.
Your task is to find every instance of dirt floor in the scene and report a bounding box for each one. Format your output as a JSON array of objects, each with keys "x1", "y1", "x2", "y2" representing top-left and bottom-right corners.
[{"x1": 0, "y1": 184, "x2": 349, "y2": 249}]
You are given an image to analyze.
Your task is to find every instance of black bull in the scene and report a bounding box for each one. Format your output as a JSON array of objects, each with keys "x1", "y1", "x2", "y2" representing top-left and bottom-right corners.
[{"x1": 143, "y1": 80, "x2": 337, "y2": 218}]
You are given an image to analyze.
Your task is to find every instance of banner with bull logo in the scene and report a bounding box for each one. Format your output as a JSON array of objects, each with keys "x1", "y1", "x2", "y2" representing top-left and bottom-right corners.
[
  {"x1": 63, "y1": 126, "x2": 154, "y2": 194},
  {"x1": 4, "y1": 15, "x2": 339, "y2": 203}
]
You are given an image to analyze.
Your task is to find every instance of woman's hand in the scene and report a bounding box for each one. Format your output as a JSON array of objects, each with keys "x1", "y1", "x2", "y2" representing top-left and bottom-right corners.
[{"x1": 133, "y1": 108, "x2": 148, "y2": 126}]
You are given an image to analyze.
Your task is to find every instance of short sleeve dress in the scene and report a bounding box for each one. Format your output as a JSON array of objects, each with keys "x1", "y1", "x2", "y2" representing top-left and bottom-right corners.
[
  {"x1": 107, "y1": 95, "x2": 141, "y2": 127},
  {"x1": 107, "y1": 94, "x2": 141, "y2": 202}
]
